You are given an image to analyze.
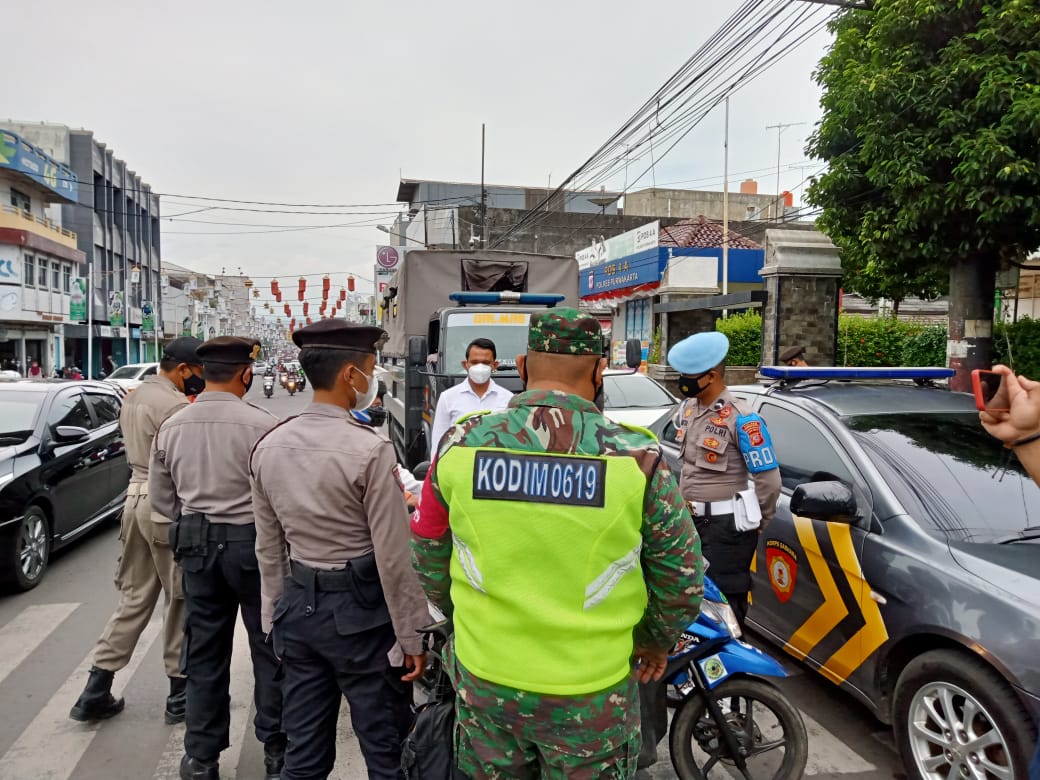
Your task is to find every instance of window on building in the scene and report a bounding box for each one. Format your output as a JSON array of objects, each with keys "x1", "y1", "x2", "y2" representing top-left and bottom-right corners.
[
  {"x1": 52, "y1": 261, "x2": 61, "y2": 291},
  {"x1": 23, "y1": 256, "x2": 35, "y2": 288},
  {"x1": 10, "y1": 188, "x2": 30, "y2": 213},
  {"x1": 63, "y1": 265, "x2": 71, "y2": 294}
]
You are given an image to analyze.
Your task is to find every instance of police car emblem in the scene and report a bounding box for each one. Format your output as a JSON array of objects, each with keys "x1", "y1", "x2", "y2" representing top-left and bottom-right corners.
[{"x1": 766, "y1": 540, "x2": 798, "y2": 603}]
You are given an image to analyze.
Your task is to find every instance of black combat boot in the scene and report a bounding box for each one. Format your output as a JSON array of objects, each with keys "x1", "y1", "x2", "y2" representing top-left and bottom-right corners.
[
  {"x1": 164, "y1": 676, "x2": 187, "y2": 724},
  {"x1": 69, "y1": 666, "x2": 125, "y2": 722},
  {"x1": 263, "y1": 733, "x2": 287, "y2": 780},
  {"x1": 179, "y1": 754, "x2": 219, "y2": 780}
]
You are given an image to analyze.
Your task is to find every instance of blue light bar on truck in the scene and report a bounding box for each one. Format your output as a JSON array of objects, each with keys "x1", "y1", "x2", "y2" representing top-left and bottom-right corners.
[
  {"x1": 760, "y1": 366, "x2": 955, "y2": 380},
  {"x1": 448, "y1": 292, "x2": 566, "y2": 306}
]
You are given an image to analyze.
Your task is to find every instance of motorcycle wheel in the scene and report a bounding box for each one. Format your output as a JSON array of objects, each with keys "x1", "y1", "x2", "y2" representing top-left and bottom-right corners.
[{"x1": 668, "y1": 677, "x2": 807, "y2": 780}]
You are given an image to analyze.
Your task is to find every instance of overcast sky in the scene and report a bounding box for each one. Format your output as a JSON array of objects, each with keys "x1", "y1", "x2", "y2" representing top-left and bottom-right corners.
[{"x1": 5, "y1": 0, "x2": 832, "y2": 289}]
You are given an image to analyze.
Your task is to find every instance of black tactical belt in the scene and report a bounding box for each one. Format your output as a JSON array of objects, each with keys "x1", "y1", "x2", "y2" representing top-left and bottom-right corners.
[
  {"x1": 289, "y1": 560, "x2": 352, "y2": 592},
  {"x1": 206, "y1": 523, "x2": 257, "y2": 542}
]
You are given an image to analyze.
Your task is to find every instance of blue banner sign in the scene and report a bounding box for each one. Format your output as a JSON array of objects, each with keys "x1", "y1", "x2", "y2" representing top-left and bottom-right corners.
[{"x1": 0, "y1": 131, "x2": 78, "y2": 202}]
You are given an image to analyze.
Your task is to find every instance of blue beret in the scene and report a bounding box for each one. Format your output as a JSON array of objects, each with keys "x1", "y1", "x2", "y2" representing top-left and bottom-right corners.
[{"x1": 667, "y1": 331, "x2": 730, "y2": 375}]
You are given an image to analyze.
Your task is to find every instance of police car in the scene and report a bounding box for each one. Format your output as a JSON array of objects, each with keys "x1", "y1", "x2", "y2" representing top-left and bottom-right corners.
[{"x1": 651, "y1": 367, "x2": 1040, "y2": 780}]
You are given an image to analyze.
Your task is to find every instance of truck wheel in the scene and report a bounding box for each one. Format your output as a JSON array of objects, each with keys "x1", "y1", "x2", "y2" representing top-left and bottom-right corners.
[{"x1": 893, "y1": 649, "x2": 1034, "y2": 780}]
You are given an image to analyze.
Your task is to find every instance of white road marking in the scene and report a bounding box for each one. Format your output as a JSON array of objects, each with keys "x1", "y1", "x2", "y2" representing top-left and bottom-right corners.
[
  {"x1": 0, "y1": 612, "x2": 163, "y2": 780},
  {"x1": 0, "y1": 603, "x2": 79, "y2": 686}
]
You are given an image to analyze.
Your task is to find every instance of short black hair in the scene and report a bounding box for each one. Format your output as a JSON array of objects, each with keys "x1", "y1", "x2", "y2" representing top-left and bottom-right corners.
[
  {"x1": 159, "y1": 357, "x2": 181, "y2": 372},
  {"x1": 203, "y1": 362, "x2": 249, "y2": 383},
  {"x1": 466, "y1": 338, "x2": 497, "y2": 360},
  {"x1": 299, "y1": 347, "x2": 370, "y2": 391}
]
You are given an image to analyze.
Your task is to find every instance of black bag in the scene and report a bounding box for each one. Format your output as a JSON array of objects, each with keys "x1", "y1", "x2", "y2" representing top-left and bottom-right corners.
[{"x1": 401, "y1": 622, "x2": 467, "y2": 779}]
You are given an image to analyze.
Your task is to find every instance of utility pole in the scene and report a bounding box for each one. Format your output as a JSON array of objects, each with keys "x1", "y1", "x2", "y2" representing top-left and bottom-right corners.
[
  {"x1": 722, "y1": 97, "x2": 730, "y2": 317},
  {"x1": 480, "y1": 123, "x2": 487, "y2": 249},
  {"x1": 765, "y1": 121, "x2": 805, "y2": 221}
]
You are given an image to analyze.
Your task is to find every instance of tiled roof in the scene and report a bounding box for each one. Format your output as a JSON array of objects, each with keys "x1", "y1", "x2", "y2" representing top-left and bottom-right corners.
[{"x1": 658, "y1": 216, "x2": 762, "y2": 249}]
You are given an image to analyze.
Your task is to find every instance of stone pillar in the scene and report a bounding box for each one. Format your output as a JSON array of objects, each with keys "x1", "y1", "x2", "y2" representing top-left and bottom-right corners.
[{"x1": 760, "y1": 229, "x2": 842, "y2": 366}]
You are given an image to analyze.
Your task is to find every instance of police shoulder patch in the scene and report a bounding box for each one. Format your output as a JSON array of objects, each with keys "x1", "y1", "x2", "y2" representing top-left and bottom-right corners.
[{"x1": 735, "y1": 412, "x2": 778, "y2": 473}]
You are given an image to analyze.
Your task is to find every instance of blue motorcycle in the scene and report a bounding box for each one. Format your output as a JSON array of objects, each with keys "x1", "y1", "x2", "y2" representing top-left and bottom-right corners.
[{"x1": 661, "y1": 577, "x2": 808, "y2": 780}]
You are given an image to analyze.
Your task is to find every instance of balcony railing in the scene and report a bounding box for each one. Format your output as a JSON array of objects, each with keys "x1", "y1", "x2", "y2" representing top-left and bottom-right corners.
[{"x1": 0, "y1": 205, "x2": 78, "y2": 249}]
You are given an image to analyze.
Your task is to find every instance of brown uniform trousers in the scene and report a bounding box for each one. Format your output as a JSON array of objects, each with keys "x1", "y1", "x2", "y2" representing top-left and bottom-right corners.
[{"x1": 93, "y1": 482, "x2": 184, "y2": 677}]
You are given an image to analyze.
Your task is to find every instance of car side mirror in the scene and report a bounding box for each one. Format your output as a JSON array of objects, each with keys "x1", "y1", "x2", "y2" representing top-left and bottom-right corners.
[
  {"x1": 408, "y1": 336, "x2": 428, "y2": 368},
  {"x1": 790, "y1": 480, "x2": 857, "y2": 523},
  {"x1": 53, "y1": 425, "x2": 90, "y2": 444},
  {"x1": 412, "y1": 460, "x2": 432, "y2": 481},
  {"x1": 625, "y1": 339, "x2": 642, "y2": 369}
]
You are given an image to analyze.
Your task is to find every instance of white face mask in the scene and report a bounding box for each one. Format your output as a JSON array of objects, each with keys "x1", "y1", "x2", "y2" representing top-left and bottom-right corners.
[
  {"x1": 467, "y1": 363, "x2": 492, "y2": 384},
  {"x1": 351, "y1": 368, "x2": 378, "y2": 410}
]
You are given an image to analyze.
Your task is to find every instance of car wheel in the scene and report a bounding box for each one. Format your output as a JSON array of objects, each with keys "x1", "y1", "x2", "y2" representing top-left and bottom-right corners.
[
  {"x1": 893, "y1": 649, "x2": 1033, "y2": 780},
  {"x1": 3, "y1": 505, "x2": 51, "y2": 591}
]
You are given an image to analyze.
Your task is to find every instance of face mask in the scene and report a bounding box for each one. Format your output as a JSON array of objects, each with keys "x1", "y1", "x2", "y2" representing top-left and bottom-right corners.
[
  {"x1": 467, "y1": 363, "x2": 492, "y2": 384},
  {"x1": 677, "y1": 372, "x2": 710, "y2": 398},
  {"x1": 351, "y1": 367, "x2": 378, "y2": 410},
  {"x1": 182, "y1": 371, "x2": 206, "y2": 397},
  {"x1": 241, "y1": 367, "x2": 254, "y2": 394}
]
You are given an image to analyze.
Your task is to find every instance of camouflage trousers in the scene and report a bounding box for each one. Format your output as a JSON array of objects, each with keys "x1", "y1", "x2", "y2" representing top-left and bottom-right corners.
[{"x1": 445, "y1": 642, "x2": 640, "y2": 779}]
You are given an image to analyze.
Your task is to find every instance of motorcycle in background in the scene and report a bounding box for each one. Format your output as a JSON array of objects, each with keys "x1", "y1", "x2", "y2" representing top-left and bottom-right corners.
[
  {"x1": 655, "y1": 576, "x2": 808, "y2": 779},
  {"x1": 286, "y1": 375, "x2": 297, "y2": 396},
  {"x1": 263, "y1": 374, "x2": 275, "y2": 398},
  {"x1": 297, "y1": 372, "x2": 306, "y2": 391}
]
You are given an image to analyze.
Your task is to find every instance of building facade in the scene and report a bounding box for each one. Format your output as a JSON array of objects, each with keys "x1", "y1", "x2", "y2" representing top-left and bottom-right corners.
[
  {"x1": 0, "y1": 122, "x2": 163, "y2": 377},
  {"x1": 0, "y1": 129, "x2": 84, "y2": 376}
]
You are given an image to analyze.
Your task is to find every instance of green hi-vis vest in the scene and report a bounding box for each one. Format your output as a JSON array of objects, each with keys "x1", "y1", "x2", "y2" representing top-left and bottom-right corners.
[{"x1": 437, "y1": 445, "x2": 648, "y2": 695}]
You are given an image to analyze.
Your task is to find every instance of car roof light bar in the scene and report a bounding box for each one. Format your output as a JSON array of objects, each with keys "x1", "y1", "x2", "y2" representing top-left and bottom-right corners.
[
  {"x1": 760, "y1": 366, "x2": 955, "y2": 380},
  {"x1": 448, "y1": 292, "x2": 566, "y2": 307}
]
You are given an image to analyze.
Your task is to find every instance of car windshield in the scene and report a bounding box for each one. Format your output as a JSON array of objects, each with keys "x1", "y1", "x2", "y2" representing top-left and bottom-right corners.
[
  {"x1": 847, "y1": 412, "x2": 1040, "y2": 541},
  {"x1": 0, "y1": 391, "x2": 43, "y2": 440},
  {"x1": 442, "y1": 312, "x2": 531, "y2": 374},
  {"x1": 107, "y1": 366, "x2": 141, "y2": 379},
  {"x1": 603, "y1": 374, "x2": 674, "y2": 408}
]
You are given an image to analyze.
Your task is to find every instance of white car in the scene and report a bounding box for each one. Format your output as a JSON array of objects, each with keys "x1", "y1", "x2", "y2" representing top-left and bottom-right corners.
[
  {"x1": 104, "y1": 362, "x2": 158, "y2": 391},
  {"x1": 602, "y1": 369, "x2": 678, "y2": 428}
]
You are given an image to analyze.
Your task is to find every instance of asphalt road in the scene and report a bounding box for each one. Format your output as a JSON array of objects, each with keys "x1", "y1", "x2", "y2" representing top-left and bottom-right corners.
[{"x1": 0, "y1": 383, "x2": 907, "y2": 779}]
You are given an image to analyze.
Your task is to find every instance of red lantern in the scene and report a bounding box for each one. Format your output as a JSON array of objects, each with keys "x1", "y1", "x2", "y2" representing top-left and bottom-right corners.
[
  {"x1": 306, "y1": 317, "x2": 312, "y2": 325},
  {"x1": 339, "y1": 287, "x2": 346, "y2": 302},
  {"x1": 270, "y1": 280, "x2": 280, "y2": 297},
  {"x1": 275, "y1": 291, "x2": 282, "y2": 303},
  {"x1": 284, "y1": 303, "x2": 291, "y2": 317},
  {"x1": 347, "y1": 275, "x2": 355, "y2": 292},
  {"x1": 303, "y1": 301, "x2": 309, "y2": 316},
  {"x1": 322, "y1": 275, "x2": 331, "y2": 295},
  {"x1": 290, "y1": 317, "x2": 296, "y2": 330},
  {"x1": 298, "y1": 277, "x2": 306, "y2": 301}
]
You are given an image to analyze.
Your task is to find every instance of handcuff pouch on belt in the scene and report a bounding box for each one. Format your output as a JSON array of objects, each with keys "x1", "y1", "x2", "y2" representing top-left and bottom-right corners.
[{"x1": 169, "y1": 512, "x2": 209, "y2": 570}]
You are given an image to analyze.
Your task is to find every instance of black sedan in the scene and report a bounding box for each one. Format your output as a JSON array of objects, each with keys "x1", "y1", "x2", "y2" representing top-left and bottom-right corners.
[
  {"x1": 0, "y1": 380, "x2": 128, "y2": 590},
  {"x1": 652, "y1": 373, "x2": 1040, "y2": 780}
]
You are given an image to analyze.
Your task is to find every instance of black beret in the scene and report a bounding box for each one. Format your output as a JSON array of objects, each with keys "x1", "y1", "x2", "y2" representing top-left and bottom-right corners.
[
  {"x1": 292, "y1": 319, "x2": 387, "y2": 354},
  {"x1": 162, "y1": 337, "x2": 203, "y2": 365},
  {"x1": 779, "y1": 345, "x2": 806, "y2": 362},
  {"x1": 196, "y1": 336, "x2": 262, "y2": 365}
]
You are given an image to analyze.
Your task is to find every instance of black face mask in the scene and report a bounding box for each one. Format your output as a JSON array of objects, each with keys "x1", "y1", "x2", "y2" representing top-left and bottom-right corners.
[
  {"x1": 677, "y1": 372, "x2": 710, "y2": 398},
  {"x1": 241, "y1": 367, "x2": 254, "y2": 395},
  {"x1": 182, "y1": 372, "x2": 206, "y2": 397},
  {"x1": 365, "y1": 406, "x2": 388, "y2": 427}
]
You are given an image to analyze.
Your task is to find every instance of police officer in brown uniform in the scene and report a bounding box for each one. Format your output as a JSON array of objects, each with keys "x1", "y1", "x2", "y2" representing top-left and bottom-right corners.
[
  {"x1": 668, "y1": 331, "x2": 781, "y2": 626},
  {"x1": 70, "y1": 337, "x2": 204, "y2": 725},
  {"x1": 149, "y1": 336, "x2": 285, "y2": 780},
  {"x1": 251, "y1": 319, "x2": 428, "y2": 780}
]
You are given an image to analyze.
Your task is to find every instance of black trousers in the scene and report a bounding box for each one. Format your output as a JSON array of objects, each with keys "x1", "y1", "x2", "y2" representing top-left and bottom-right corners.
[
  {"x1": 272, "y1": 577, "x2": 412, "y2": 780},
  {"x1": 180, "y1": 528, "x2": 283, "y2": 761},
  {"x1": 695, "y1": 512, "x2": 757, "y2": 630}
]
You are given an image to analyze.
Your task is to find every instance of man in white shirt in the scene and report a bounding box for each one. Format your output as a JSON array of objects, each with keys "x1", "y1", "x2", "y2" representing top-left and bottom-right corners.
[{"x1": 429, "y1": 338, "x2": 513, "y2": 457}]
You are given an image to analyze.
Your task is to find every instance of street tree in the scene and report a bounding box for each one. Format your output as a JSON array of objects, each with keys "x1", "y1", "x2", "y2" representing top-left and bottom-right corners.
[{"x1": 806, "y1": 0, "x2": 1040, "y2": 389}]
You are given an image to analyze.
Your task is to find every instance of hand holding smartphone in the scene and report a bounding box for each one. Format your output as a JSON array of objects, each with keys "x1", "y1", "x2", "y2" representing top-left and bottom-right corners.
[{"x1": 972, "y1": 369, "x2": 1008, "y2": 412}]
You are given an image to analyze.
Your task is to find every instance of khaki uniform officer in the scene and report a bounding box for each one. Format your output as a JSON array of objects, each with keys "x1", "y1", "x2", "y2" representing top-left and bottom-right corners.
[
  {"x1": 149, "y1": 336, "x2": 285, "y2": 780},
  {"x1": 668, "y1": 331, "x2": 781, "y2": 627},
  {"x1": 70, "y1": 337, "x2": 205, "y2": 725},
  {"x1": 251, "y1": 319, "x2": 428, "y2": 780}
]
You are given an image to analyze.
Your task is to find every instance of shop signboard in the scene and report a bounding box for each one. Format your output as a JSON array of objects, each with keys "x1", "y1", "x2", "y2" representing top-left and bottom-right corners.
[
  {"x1": 0, "y1": 131, "x2": 78, "y2": 202},
  {"x1": 69, "y1": 278, "x2": 87, "y2": 321},
  {"x1": 575, "y1": 220, "x2": 659, "y2": 267},
  {"x1": 580, "y1": 249, "x2": 665, "y2": 297}
]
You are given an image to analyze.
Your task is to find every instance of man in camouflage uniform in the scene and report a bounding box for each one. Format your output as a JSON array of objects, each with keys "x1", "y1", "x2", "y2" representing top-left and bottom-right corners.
[{"x1": 411, "y1": 307, "x2": 703, "y2": 779}]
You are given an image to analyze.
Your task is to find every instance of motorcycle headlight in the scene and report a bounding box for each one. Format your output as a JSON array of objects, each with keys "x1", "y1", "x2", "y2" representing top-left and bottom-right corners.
[{"x1": 700, "y1": 599, "x2": 742, "y2": 638}]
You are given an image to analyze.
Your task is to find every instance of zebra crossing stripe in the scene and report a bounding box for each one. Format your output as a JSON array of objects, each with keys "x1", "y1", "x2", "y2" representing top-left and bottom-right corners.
[
  {"x1": 0, "y1": 603, "x2": 79, "y2": 686},
  {"x1": 0, "y1": 613, "x2": 163, "y2": 780}
]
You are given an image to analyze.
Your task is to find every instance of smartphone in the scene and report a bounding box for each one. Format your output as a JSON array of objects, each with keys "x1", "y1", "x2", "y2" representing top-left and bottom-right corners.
[{"x1": 972, "y1": 369, "x2": 1008, "y2": 412}]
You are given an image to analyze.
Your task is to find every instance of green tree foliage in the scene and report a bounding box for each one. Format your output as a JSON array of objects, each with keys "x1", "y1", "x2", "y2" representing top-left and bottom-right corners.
[
  {"x1": 994, "y1": 318, "x2": 1040, "y2": 379},
  {"x1": 807, "y1": 1, "x2": 1040, "y2": 374},
  {"x1": 901, "y1": 324, "x2": 948, "y2": 366},
  {"x1": 715, "y1": 311, "x2": 762, "y2": 366}
]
